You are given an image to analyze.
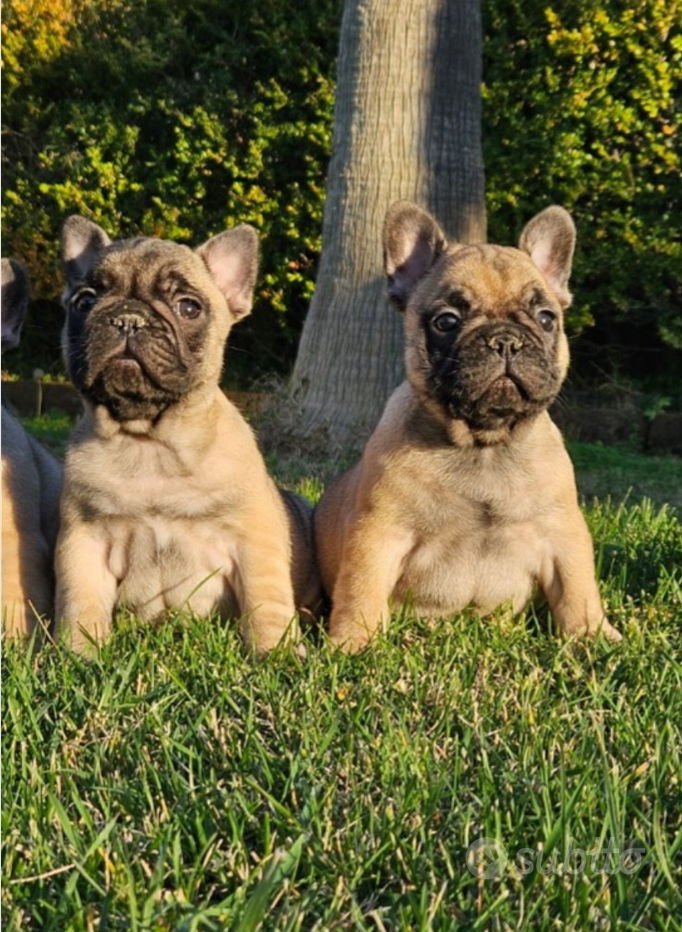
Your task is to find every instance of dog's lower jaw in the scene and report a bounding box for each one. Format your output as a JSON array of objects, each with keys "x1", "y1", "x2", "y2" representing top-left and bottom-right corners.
[
  {"x1": 450, "y1": 389, "x2": 560, "y2": 442},
  {"x1": 80, "y1": 359, "x2": 191, "y2": 425},
  {"x1": 412, "y1": 380, "x2": 556, "y2": 448},
  {"x1": 88, "y1": 390, "x2": 175, "y2": 426}
]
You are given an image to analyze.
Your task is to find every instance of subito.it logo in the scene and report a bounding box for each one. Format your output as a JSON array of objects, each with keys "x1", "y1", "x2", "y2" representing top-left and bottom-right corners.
[{"x1": 466, "y1": 838, "x2": 508, "y2": 879}]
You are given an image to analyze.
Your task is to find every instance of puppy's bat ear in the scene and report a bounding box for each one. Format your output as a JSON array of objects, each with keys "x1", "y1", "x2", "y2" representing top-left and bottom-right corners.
[
  {"x1": 519, "y1": 206, "x2": 576, "y2": 307},
  {"x1": 383, "y1": 201, "x2": 448, "y2": 310},
  {"x1": 1, "y1": 258, "x2": 30, "y2": 351},
  {"x1": 61, "y1": 216, "x2": 112, "y2": 284},
  {"x1": 196, "y1": 225, "x2": 259, "y2": 321}
]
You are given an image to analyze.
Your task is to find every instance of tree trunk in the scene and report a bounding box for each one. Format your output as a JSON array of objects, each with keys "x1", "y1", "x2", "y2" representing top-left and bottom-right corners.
[{"x1": 290, "y1": 0, "x2": 486, "y2": 451}]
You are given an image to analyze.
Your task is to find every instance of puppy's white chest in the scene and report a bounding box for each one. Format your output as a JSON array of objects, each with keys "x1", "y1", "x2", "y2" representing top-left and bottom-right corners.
[
  {"x1": 395, "y1": 497, "x2": 549, "y2": 617},
  {"x1": 94, "y1": 458, "x2": 242, "y2": 619},
  {"x1": 110, "y1": 516, "x2": 239, "y2": 620}
]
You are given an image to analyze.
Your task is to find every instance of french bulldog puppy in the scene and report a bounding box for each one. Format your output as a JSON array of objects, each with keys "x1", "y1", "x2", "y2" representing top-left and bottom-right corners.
[
  {"x1": 55, "y1": 217, "x2": 319, "y2": 655},
  {"x1": 314, "y1": 201, "x2": 621, "y2": 652},
  {"x1": 1, "y1": 258, "x2": 63, "y2": 639}
]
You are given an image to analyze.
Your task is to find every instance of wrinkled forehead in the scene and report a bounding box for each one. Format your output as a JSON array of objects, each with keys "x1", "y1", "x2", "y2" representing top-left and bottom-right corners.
[
  {"x1": 86, "y1": 239, "x2": 206, "y2": 291},
  {"x1": 409, "y1": 244, "x2": 559, "y2": 314}
]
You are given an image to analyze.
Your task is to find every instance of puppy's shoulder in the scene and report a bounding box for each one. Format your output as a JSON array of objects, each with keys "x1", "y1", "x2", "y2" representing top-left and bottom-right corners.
[
  {"x1": 1, "y1": 406, "x2": 60, "y2": 486},
  {"x1": 527, "y1": 412, "x2": 578, "y2": 478},
  {"x1": 364, "y1": 381, "x2": 425, "y2": 459}
]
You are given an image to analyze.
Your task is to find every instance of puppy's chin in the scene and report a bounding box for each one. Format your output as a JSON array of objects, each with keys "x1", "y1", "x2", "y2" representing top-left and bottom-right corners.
[
  {"x1": 424, "y1": 364, "x2": 562, "y2": 437},
  {"x1": 460, "y1": 383, "x2": 553, "y2": 433},
  {"x1": 84, "y1": 357, "x2": 187, "y2": 423}
]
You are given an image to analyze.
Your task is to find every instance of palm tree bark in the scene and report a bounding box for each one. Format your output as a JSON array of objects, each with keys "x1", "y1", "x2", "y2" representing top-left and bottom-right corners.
[{"x1": 290, "y1": 0, "x2": 486, "y2": 450}]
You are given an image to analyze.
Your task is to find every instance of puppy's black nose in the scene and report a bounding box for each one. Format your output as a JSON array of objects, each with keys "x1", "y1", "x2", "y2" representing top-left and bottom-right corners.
[
  {"x1": 488, "y1": 331, "x2": 523, "y2": 358},
  {"x1": 110, "y1": 312, "x2": 147, "y2": 336}
]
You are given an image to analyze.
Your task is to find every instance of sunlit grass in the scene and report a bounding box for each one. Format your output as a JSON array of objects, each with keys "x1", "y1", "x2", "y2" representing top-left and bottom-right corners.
[{"x1": 2, "y1": 418, "x2": 681, "y2": 930}]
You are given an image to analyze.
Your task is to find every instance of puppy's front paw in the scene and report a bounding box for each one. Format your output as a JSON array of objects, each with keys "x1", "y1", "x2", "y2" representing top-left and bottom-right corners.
[
  {"x1": 57, "y1": 619, "x2": 109, "y2": 656},
  {"x1": 328, "y1": 614, "x2": 374, "y2": 654},
  {"x1": 594, "y1": 617, "x2": 622, "y2": 643},
  {"x1": 329, "y1": 634, "x2": 370, "y2": 655},
  {"x1": 240, "y1": 611, "x2": 300, "y2": 658},
  {"x1": 558, "y1": 615, "x2": 622, "y2": 643},
  {"x1": 1, "y1": 601, "x2": 44, "y2": 642}
]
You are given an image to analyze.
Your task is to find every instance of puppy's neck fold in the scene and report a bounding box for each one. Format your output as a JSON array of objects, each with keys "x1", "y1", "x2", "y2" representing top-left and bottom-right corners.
[
  {"x1": 445, "y1": 416, "x2": 538, "y2": 448},
  {"x1": 409, "y1": 386, "x2": 540, "y2": 449},
  {"x1": 86, "y1": 383, "x2": 222, "y2": 447}
]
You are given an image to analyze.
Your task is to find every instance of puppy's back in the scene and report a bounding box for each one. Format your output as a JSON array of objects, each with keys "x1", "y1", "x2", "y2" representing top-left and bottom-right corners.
[{"x1": 1, "y1": 406, "x2": 63, "y2": 637}]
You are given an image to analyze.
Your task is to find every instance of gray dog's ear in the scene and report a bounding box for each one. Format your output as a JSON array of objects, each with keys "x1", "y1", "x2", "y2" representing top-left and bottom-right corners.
[
  {"x1": 383, "y1": 201, "x2": 448, "y2": 310},
  {"x1": 196, "y1": 225, "x2": 259, "y2": 321},
  {"x1": 518, "y1": 206, "x2": 576, "y2": 307},
  {"x1": 1, "y1": 258, "x2": 30, "y2": 351},
  {"x1": 61, "y1": 215, "x2": 112, "y2": 283}
]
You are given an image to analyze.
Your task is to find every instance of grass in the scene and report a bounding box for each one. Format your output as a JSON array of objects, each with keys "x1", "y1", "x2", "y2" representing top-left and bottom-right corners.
[
  {"x1": 18, "y1": 411, "x2": 73, "y2": 459},
  {"x1": 568, "y1": 442, "x2": 682, "y2": 513},
  {"x1": 2, "y1": 416, "x2": 681, "y2": 930}
]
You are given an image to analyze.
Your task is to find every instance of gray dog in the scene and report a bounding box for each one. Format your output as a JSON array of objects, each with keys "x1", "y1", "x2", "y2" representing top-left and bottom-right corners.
[{"x1": 2, "y1": 258, "x2": 62, "y2": 639}]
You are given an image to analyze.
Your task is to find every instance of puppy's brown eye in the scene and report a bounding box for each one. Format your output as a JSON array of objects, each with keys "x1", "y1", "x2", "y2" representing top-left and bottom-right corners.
[
  {"x1": 71, "y1": 290, "x2": 97, "y2": 314},
  {"x1": 175, "y1": 297, "x2": 202, "y2": 320},
  {"x1": 538, "y1": 310, "x2": 556, "y2": 332},
  {"x1": 431, "y1": 312, "x2": 461, "y2": 334}
]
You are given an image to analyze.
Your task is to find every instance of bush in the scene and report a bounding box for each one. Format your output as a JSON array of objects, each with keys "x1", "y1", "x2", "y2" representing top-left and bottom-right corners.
[
  {"x1": 1, "y1": 0, "x2": 341, "y2": 381},
  {"x1": 2, "y1": 0, "x2": 680, "y2": 387},
  {"x1": 483, "y1": 0, "x2": 682, "y2": 384}
]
